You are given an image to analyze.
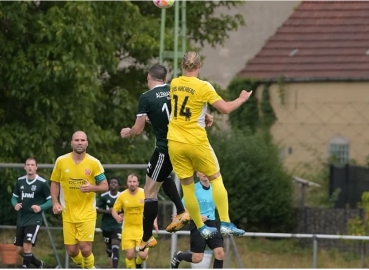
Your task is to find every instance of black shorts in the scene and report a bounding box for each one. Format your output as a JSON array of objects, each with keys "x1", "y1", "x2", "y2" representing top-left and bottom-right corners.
[
  {"x1": 102, "y1": 229, "x2": 122, "y2": 245},
  {"x1": 190, "y1": 220, "x2": 223, "y2": 253},
  {"x1": 147, "y1": 149, "x2": 173, "y2": 182},
  {"x1": 14, "y1": 225, "x2": 41, "y2": 247}
]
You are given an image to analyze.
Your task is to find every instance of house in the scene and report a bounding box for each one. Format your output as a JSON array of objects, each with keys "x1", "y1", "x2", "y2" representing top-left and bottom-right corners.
[{"x1": 236, "y1": 1, "x2": 369, "y2": 171}]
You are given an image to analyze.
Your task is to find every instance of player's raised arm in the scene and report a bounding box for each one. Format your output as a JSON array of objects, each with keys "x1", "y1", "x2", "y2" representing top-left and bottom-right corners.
[
  {"x1": 120, "y1": 94, "x2": 149, "y2": 138},
  {"x1": 211, "y1": 89, "x2": 253, "y2": 114},
  {"x1": 200, "y1": 81, "x2": 253, "y2": 114}
]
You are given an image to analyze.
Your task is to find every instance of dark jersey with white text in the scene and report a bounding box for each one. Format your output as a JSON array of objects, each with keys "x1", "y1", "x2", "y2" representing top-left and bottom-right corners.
[
  {"x1": 12, "y1": 175, "x2": 51, "y2": 227},
  {"x1": 137, "y1": 84, "x2": 171, "y2": 153},
  {"x1": 97, "y1": 191, "x2": 122, "y2": 232}
]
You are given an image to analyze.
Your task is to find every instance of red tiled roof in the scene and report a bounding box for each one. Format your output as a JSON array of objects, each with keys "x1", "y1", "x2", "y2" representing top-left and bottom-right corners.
[{"x1": 237, "y1": 1, "x2": 369, "y2": 81}]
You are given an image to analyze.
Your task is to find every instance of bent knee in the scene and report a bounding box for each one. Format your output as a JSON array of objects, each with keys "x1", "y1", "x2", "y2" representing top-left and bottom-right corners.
[
  {"x1": 65, "y1": 245, "x2": 80, "y2": 257},
  {"x1": 79, "y1": 242, "x2": 92, "y2": 257},
  {"x1": 213, "y1": 248, "x2": 224, "y2": 260},
  {"x1": 16, "y1": 246, "x2": 23, "y2": 255},
  {"x1": 192, "y1": 253, "x2": 204, "y2": 263}
]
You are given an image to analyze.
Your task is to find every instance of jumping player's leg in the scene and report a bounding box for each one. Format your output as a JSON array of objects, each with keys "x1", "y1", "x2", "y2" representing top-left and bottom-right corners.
[
  {"x1": 164, "y1": 175, "x2": 190, "y2": 233},
  {"x1": 138, "y1": 150, "x2": 190, "y2": 252},
  {"x1": 194, "y1": 143, "x2": 245, "y2": 236},
  {"x1": 138, "y1": 150, "x2": 165, "y2": 251},
  {"x1": 168, "y1": 141, "x2": 216, "y2": 239}
]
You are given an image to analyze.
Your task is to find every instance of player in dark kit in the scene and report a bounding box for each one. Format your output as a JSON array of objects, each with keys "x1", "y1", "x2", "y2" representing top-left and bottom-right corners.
[
  {"x1": 11, "y1": 158, "x2": 52, "y2": 268},
  {"x1": 96, "y1": 177, "x2": 122, "y2": 269},
  {"x1": 120, "y1": 64, "x2": 191, "y2": 252}
]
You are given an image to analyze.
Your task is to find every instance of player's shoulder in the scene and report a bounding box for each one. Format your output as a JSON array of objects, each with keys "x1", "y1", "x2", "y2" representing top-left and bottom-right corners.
[
  {"x1": 197, "y1": 79, "x2": 215, "y2": 90},
  {"x1": 138, "y1": 187, "x2": 145, "y2": 194},
  {"x1": 17, "y1": 175, "x2": 27, "y2": 181},
  {"x1": 100, "y1": 191, "x2": 109, "y2": 197},
  {"x1": 55, "y1": 153, "x2": 71, "y2": 164},
  {"x1": 85, "y1": 154, "x2": 102, "y2": 165},
  {"x1": 36, "y1": 175, "x2": 47, "y2": 183}
]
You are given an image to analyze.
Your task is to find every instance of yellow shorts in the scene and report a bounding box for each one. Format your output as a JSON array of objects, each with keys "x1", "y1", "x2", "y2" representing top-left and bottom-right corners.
[
  {"x1": 63, "y1": 220, "x2": 96, "y2": 245},
  {"x1": 168, "y1": 140, "x2": 220, "y2": 179},
  {"x1": 121, "y1": 239, "x2": 141, "y2": 250}
]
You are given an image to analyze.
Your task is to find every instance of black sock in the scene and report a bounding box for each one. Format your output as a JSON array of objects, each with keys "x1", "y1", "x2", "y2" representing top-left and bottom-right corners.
[
  {"x1": 106, "y1": 247, "x2": 112, "y2": 257},
  {"x1": 136, "y1": 263, "x2": 142, "y2": 269},
  {"x1": 213, "y1": 259, "x2": 223, "y2": 268},
  {"x1": 177, "y1": 252, "x2": 193, "y2": 262},
  {"x1": 142, "y1": 198, "x2": 158, "y2": 241},
  {"x1": 31, "y1": 254, "x2": 42, "y2": 268},
  {"x1": 23, "y1": 253, "x2": 32, "y2": 268},
  {"x1": 111, "y1": 245, "x2": 119, "y2": 268},
  {"x1": 162, "y1": 177, "x2": 185, "y2": 214}
]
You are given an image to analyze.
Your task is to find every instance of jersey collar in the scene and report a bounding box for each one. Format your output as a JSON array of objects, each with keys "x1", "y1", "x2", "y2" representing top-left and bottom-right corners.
[{"x1": 26, "y1": 174, "x2": 38, "y2": 185}]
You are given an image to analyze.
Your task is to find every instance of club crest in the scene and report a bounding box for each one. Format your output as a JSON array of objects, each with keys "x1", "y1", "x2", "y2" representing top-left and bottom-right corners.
[
  {"x1": 31, "y1": 185, "x2": 37, "y2": 191},
  {"x1": 85, "y1": 169, "x2": 91, "y2": 176}
]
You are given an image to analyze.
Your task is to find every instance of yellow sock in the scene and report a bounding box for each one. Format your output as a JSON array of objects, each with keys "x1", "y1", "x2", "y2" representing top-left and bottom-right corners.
[
  {"x1": 71, "y1": 251, "x2": 84, "y2": 268},
  {"x1": 210, "y1": 175, "x2": 230, "y2": 222},
  {"x1": 83, "y1": 253, "x2": 94, "y2": 269},
  {"x1": 182, "y1": 182, "x2": 204, "y2": 228},
  {"x1": 136, "y1": 256, "x2": 146, "y2": 265},
  {"x1": 126, "y1": 258, "x2": 136, "y2": 268}
]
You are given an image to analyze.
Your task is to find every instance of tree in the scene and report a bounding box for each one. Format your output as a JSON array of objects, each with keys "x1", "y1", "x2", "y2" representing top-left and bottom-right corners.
[
  {"x1": 0, "y1": 1, "x2": 245, "y2": 222},
  {"x1": 0, "y1": 1, "x2": 245, "y2": 164},
  {"x1": 209, "y1": 129, "x2": 294, "y2": 232}
]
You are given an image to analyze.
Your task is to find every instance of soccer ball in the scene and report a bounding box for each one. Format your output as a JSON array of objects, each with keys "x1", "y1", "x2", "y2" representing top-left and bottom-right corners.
[{"x1": 153, "y1": 0, "x2": 175, "y2": 9}]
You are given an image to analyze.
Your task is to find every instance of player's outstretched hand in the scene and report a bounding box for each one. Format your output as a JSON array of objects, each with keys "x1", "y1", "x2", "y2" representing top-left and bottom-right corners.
[
  {"x1": 14, "y1": 203, "x2": 22, "y2": 211},
  {"x1": 53, "y1": 203, "x2": 62, "y2": 214},
  {"x1": 120, "y1": 127, "x2": 131, "y2": 139},
  {"x1": 239, "y1": 90, "x2": 253, "y2": 102},
  {"x1": 31, "y1": 205, "x2": 41, "y2": 213}
]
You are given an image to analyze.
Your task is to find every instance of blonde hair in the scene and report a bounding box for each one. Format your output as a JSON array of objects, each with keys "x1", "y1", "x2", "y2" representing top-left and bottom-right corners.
[{"x1": 181, "y1": 51, "x2": 201, "y2": 71}]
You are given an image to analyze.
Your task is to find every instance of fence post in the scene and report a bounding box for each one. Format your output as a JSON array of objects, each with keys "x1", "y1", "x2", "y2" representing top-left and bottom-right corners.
[
  {"x1": 65, "y1": 250, "x2": 69, "y2": 269},
  {"x1": 312, "y1": 236, "x2": 318, "y2": 268},
  {"x1": 224, "y1": 236, "x2": 230, "y2": 268}
]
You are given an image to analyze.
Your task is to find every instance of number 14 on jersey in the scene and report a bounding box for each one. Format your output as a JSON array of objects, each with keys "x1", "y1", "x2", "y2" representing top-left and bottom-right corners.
[{"x1": 162, "y1": 95, "x2": 192, "y2": 121}]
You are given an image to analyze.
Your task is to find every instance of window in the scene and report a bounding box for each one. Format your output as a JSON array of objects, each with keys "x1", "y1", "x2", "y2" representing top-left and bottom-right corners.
[{"x1": 328, "y1": 136, "x2": 350, "y2": 164}]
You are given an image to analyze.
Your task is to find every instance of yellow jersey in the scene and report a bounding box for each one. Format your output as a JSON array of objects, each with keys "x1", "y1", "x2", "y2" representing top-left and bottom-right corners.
[
  {"x1": 113, "y1": 188, "x2": 145, "y2": 239},
  {"x1": 167, "y1": 76, "x2": 222, "y2": 145},
  {"x1": 50, "y1": 153, "x2": 105, "y2": 223}
]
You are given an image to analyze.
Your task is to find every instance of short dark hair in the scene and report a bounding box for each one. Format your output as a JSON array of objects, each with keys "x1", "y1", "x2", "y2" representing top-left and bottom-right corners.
[
  {"x1": 25, "y1": 157, "x2": 37, "y2": 166},
  {"x1": 108, "y1": 177, "x2": 120, "y2": 185},
  {"x1": 148, "y1": 64, "x2": 167, "y2": 82}
]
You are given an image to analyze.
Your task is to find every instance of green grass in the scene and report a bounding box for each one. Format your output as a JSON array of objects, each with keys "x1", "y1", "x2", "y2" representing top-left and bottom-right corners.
[{"x1": 0, "y1": 230, "x2": 365, "y2": 268}]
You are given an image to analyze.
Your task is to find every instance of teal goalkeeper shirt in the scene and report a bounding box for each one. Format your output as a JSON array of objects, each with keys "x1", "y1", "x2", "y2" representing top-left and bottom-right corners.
[{"x1": 182, "y1": 182, "x2": 216, "y2": 221}]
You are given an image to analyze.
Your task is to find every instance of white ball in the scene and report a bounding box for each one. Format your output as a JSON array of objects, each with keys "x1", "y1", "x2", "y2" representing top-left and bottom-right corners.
[{"x1": 153, "y1": 0, "x2": 175, "y2": 9}]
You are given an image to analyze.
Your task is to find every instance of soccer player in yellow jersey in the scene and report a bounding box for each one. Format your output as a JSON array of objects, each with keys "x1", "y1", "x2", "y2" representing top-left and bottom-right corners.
[
  {"x1": 50, "y1": 131, "x2": 108, "y2": 269},
  {"x1": 112, "y1": 174, "x2": 158, "y2": 269},
  {"x1": 167, "y1": 51, "x2": 252, "y2": 239}
]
